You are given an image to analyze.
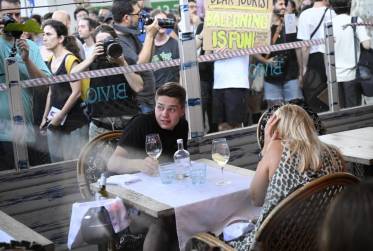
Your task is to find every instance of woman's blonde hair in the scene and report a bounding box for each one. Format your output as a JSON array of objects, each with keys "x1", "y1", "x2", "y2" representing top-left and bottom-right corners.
[{"x1": 273, "y1": 104, "x2": 335, "y2": 172}]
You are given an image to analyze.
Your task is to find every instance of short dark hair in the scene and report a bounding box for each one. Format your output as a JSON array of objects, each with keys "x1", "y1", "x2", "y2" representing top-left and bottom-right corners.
[
  {"x1": 112, "y1": 0, "x2": 138, "y2": 23},
  {"x1": 0, "y1": 0, "x2": 21, "y2": 6},
  {"x1": 330, "y1": 0, "x2": 351, "y2": 14},
  {"x1": 93, "y1": 24, "x2": 118, "y2": 39},
  {"x1": 320, "y1": 180, "x2": 373, "y2": 251},
  {"x1": 74, "y1": 7, "x2": 89, "y2": 20},
  {"x1": 43, "y1": 12, "x2": 53, "y2": 21},
  {"x1": 81, "y1": 17, "x2": 100, "y2": 31},
  {"x1": 31, "y1": 14, "x2": 42, "y2": 25},
  {"x1": 156, "y1": 82, "x2": 186, "y2": 107}
]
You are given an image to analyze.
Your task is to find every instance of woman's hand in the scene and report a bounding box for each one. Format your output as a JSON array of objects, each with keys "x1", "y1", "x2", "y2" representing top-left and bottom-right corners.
[
  {"x1": 92, "y1": 42, "x2": 105, "y2": 59},
  {"x1": 263, "y1": 115, "x2": 280, "y2": 155},
  {"x1": 108, "y1": 55, "x2": 127, "y2": 66},
  {"x1": 49, "y1": 112, "x2": 65, "y2": 127},
  {"x1": 39, "y1": 117, "x2": 48, "y2": 130}
]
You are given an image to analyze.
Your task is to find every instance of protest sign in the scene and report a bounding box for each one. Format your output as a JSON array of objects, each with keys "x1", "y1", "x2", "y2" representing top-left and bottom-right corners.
[{"x1": 203, "y1": 0, "x2": 273, "y2": 50}]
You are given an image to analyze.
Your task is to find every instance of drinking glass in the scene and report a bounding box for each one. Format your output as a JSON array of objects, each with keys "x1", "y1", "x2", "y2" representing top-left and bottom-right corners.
[
  {"x1": 145, "y1": 133, "x2": 162, "y2": 160},
  {"x1": 211, "y1": 138, "x2": 230, "y2": 185}
]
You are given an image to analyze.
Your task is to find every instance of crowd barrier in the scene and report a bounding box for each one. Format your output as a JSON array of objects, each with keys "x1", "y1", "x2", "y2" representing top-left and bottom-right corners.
[{"x1": 0, "y1": 38, "x2": 325, "y2": 91}]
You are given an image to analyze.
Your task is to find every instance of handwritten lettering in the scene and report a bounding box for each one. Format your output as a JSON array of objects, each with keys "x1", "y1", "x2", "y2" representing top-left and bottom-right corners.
[
  {"x1": 205, "y1": 12, "x2": 269, "y2": 29},
  {"x1": 212, "y1": 30, "x2": 255, "y2": 49}
]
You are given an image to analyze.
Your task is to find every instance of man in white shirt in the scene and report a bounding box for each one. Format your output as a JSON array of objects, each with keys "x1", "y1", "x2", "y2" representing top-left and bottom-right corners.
[
  {"x1": 297, "y1": 0, "x2": 335, "y2": 112},
  {"x1": 332, "y1": 0, "x2": 371, "y2": 108},
  {"x1": 78, "y1": 17, "x2": 99, "y2": 58}
]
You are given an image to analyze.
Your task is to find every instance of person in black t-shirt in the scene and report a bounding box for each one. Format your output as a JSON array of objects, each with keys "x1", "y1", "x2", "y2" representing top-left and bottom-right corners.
[
  {"x1": 71, "y1": 25, "x2": 144, "y2": 139},
  {"x1": 254, "y1": 0, "x2": 303, "y2": 108},
  {"x1": 107, "y1": 82, "x2": 188, "y2": 251},
  {"x1": 108, "y1": 82, "x2": 188, "y2": 175}
]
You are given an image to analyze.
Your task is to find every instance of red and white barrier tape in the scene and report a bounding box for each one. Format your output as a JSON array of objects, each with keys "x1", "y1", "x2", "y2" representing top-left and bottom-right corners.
[
  {"x1": 343, "y1": 21, "x2": 373, "y2": 29},
  {"x1": 0, "y1": 38, "x2": 325, "y2": 91}
]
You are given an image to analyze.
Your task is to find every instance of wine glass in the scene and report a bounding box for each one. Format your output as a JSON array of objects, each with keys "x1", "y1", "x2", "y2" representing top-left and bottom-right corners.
[
  {"x1": 211, "y1": 138, "x2": 231, "y2": 186},
  {"x1": 145, "y1": 133, "x2": 162, "y2": 160}
]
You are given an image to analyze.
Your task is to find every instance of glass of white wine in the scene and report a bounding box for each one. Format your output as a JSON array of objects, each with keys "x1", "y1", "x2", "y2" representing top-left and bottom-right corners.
[
  {"x1": 145, "y1": 133, "x2": 162, "y2": 160},
  {"x1": 211, "y1": 138, "x2": 231, "y2": 186}
]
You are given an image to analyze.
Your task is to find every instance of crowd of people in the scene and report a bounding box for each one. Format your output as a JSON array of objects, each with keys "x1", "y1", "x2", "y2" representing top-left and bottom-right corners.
[
  {"x1": 0, "y1": 0, "x2": 373, "y2": 250},
  {"x1": 0, "y1": 0, "x2": 372, "y2": 168}
]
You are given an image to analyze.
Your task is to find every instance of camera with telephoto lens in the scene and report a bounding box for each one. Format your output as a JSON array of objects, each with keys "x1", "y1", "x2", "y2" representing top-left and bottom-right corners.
[
  {"x1": 102, "y1": 37, "x2": 123, "y2": 58},
  {"x1": 1, "y1": 14, "x2": 22, "y2": 39},
  {"x1": 140, "y1": 12, "x2": 175, "y2": 29}
]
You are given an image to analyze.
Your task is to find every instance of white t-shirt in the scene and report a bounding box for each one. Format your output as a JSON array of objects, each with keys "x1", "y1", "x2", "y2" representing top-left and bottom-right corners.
[
  {"x1": 83, "y1": 43, "x2": 95, "y2": 59},
  {"x1": 333, "y1": 14, "x2": 370, "y2": 82},
  {"x1": 213, "y1": 56, "x2": 250, "y2": 89},
  {"x1": 297, "y1": 7, "x2": 336, "y2": 54}
]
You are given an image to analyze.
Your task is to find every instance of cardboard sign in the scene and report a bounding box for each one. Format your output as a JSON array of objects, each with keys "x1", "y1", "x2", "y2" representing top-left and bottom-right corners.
[{"x1": 203, "y1": 0, "x2": 273, "y2": 50}]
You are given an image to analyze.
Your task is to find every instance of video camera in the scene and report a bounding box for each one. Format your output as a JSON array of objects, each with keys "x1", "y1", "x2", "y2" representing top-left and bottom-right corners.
[
  {"x1": 139, "y1": 12, "x2": 175, "y2": 33},
  {"x1": 1, "y1": 14, "x2": 22, "y2": 39}
]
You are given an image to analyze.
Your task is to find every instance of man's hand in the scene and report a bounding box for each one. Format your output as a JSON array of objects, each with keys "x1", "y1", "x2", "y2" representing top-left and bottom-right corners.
[
  {"x1": 139, "y1": 157, "x2": 159, "y2": 176},
  {"x1": 17, "y1": 39, "x2": 29, "y2": 61},
  {"x1": 144, "y1": 18, "x2": 160, "y2": 38}
]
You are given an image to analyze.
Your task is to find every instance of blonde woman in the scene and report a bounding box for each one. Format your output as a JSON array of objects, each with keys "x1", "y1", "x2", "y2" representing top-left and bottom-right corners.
[{"x1": 229, "y1": 104, "x2": 346, "y2": 251}]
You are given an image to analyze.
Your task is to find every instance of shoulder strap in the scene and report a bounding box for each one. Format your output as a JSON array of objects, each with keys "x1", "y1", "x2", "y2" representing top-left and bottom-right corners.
[
  {"x1": 351, "y1": 16, "x2": 359, "y2": 70},
  {"x1": 65, "y1": 54, "x2": 79, "y2": 74},
  {"x1": 310, "y1": 8, "x2": 329, "y2": 39}
]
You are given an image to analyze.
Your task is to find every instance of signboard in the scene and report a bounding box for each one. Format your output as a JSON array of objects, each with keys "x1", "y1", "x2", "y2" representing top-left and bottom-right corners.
[
  {"x1": 151, "y1": 0, "x2": 179, "y2": 12},
  {"x1": 203, "y1": 0, "x2": 273, "y2": 50}
]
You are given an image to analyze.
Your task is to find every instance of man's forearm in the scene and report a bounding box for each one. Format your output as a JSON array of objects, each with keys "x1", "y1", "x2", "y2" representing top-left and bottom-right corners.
[
  {"x1": 137, "y1": 35, "x2": 155, "y2": 64},
  {"x1": 301, "y1": 47, "x2": 310, "y2": 75},
  {"x1": 24, "y1": 58, "x2": 48, "y2": 78},
  {"x1": 107, "y1": 155, "x2": 144, "y2": 174}
]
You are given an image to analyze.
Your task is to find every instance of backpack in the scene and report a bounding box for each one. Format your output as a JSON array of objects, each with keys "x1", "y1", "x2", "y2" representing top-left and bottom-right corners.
[{"x1": 48, "y1": 54, "x2": 90, "y2": 100}]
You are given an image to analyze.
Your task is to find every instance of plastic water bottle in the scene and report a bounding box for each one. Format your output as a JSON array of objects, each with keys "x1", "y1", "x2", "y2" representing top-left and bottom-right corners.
[{"x1": 173, "y1": 139, "x2": 190, "y2": 179}]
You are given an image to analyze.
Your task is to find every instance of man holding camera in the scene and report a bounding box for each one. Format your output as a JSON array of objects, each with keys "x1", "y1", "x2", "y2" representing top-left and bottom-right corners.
[
  {"x1": 71, "y1": 25, "x2": 144, "y2": 139},
  {"x1": 0, "y1": 0, "x2": 51, "y2": 170},
  {"x1": 112, "y1": 0, "x2": 160, "y2": 114}
]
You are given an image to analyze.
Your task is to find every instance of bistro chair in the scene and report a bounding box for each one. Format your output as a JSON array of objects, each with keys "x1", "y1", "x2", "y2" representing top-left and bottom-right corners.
[
  {"x1": 186, "y1": 172, "x2": 359, "y2": 251},
  {"x1": 256, "y1": 100, "x2": 325, "y2": 150},
  {"x1": 77, "y1": 130, "x2": 123, "y2": 199}
]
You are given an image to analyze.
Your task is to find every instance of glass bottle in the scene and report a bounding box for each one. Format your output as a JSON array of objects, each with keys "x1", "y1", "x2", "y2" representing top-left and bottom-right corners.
[
  {"x1": 95, "y1": 173, "x2": 109, "y2": 200},
  {"x1": 173, "y1": 139, "x2": 190, "y2": 179}
]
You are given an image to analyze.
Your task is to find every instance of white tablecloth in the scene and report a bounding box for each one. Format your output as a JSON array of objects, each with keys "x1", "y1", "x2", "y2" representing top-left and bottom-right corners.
[{"x1": 110, "y1": 163, "x2": 262, "y2": 250}]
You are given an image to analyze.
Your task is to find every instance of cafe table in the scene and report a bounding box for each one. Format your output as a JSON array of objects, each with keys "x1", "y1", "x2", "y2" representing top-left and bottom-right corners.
[
  {"x1": 92, "y1": 158, "x2": 262, "y2": 250},
  {"x1": 319, "y1": 127, "x2": 373, "y2": 165},
  {"x1": 0, "y1": 210, "x2": 54, "y2": 250}
]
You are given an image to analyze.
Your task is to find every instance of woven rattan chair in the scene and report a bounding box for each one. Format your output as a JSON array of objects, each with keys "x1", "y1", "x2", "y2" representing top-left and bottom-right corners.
[
  {"x1": 77, "y1": 130, "x2": 123, "y2": 199},
  {"x1": 186, "y1": 172, "x2": 359, "y2": 251}
]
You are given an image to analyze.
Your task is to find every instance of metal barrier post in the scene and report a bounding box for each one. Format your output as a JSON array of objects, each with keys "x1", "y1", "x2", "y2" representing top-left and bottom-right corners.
[
  {"x1": 5, "y1": 57, "x2": 29, "y2": 171},
  {"x1": 324, "y1": 21, "x2": 340, "y2": 112},
  {"x1": 178, "y1": 0, "x2": 204, "y2": 139}
]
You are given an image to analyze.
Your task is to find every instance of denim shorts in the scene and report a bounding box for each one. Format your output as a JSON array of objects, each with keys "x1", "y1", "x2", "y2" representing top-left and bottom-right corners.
[{"x1": 264, "y1": 79, "x2": 303, "y2": 101}]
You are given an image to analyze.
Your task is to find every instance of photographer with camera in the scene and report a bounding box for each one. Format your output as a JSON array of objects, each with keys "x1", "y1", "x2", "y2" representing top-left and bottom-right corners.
[
  {"x1": 71, "y1": 25, "x2": 143, "y2": 139},
  {"x1": 0, "y1": 0, "x2": 51, "y2": 170},
  {"x1": 112, "y1": 0, "x2": 160, "y2": 114},
  {"x1": 255, "y1": 0, "x2": 303, "y2": 108},
  {"x1": 149, "y1": 9, "x2": 179, "y2": 89}
]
